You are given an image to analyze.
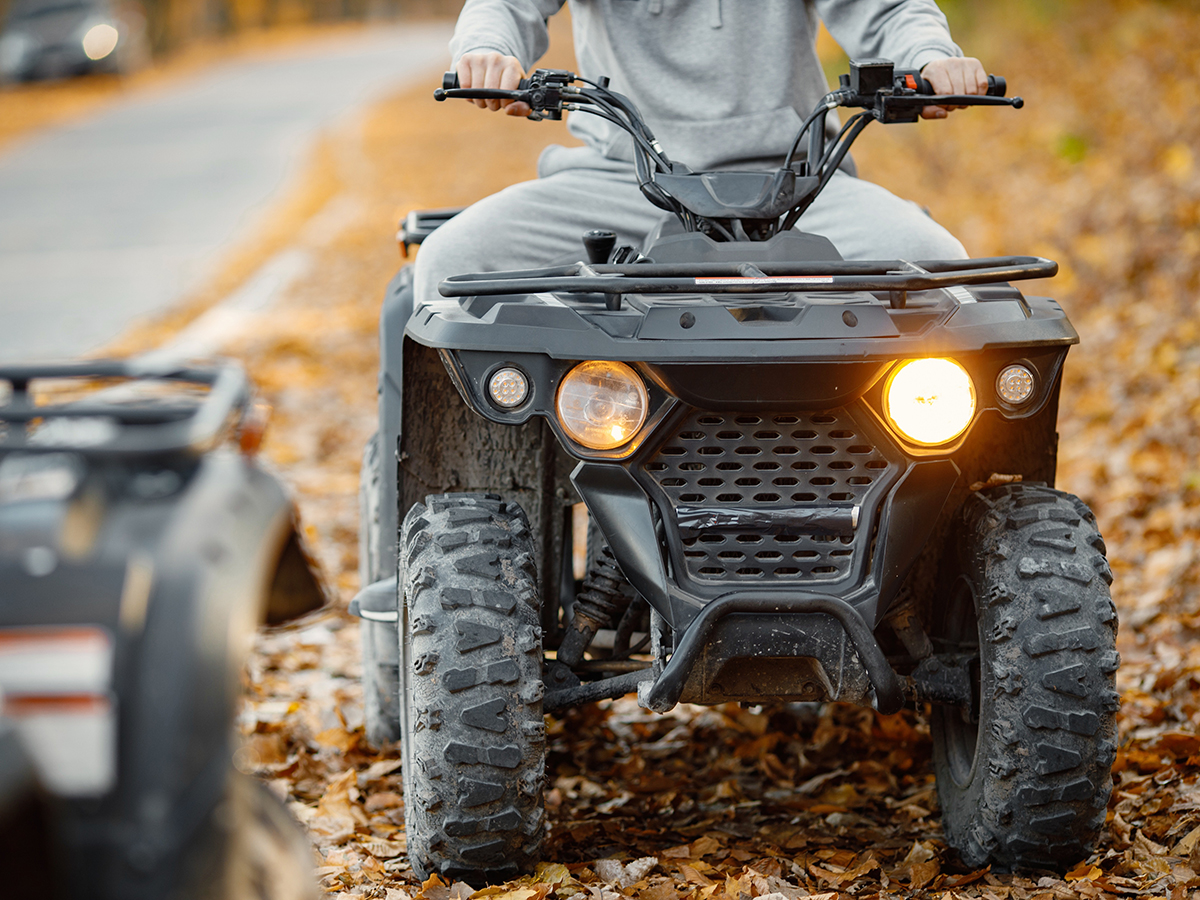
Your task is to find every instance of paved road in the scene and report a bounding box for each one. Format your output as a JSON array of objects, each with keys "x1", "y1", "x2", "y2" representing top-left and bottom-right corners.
[{"x1": 0, "y1": 23, "x2": 450, "y2": 363}]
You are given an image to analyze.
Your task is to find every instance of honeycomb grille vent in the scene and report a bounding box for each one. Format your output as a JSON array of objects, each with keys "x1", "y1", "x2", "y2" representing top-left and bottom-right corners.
[{"x1": 643, "y1": 409, "x2": 898, "y2": 583}]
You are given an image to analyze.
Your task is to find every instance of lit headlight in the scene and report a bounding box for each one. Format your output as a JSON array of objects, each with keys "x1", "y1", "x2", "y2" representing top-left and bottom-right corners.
[
  {"x1": 82, "y1": 23, "x2": 119, "y2": 61},
  {"x1": 556, "y1": 360, "x2": 647, "y2": 450},
  {"x1": 883, "y1": 358, "x2": 976, "y2": 446}
]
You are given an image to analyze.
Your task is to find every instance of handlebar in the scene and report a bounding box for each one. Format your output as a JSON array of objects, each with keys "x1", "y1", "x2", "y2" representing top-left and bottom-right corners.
[
  {"x1": 432, "y1": 60, "x2": 1024, "y2": 240},
  {"x1": 435, "y1": 66, "x2": 1017, "y2": 109}
]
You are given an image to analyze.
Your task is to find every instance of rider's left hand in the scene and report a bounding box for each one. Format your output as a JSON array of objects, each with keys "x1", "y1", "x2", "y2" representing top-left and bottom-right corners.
[{"x1": 919, "y1": 57, "x2": 988, "y2": 119}]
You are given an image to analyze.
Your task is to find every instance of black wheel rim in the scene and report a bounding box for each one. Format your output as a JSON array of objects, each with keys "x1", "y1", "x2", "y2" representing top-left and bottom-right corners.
[{"x1": 941, "y1": 575, "x2": 982, "y2": 788}]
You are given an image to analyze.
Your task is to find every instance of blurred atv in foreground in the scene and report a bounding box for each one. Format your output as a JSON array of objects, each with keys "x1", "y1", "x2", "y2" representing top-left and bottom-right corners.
[
  {"x1": 0, "y1": 360, "x2": 325, "y2": 900},
  {"x1": 354, "y1": 61, "x2": 1119, "y2": 881}
]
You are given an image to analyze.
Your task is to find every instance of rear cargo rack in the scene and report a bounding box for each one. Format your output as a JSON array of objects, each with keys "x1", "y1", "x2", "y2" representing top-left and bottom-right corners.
[
  {"x1": 398, "y1": 206, "x2": 467, "y2": 256},
  {"x1": 440, "y1": 255, "x2": 1057, "y2": 299},
  {"x1": 0, "y1": 360, "x2": 250, "y2": 458}
]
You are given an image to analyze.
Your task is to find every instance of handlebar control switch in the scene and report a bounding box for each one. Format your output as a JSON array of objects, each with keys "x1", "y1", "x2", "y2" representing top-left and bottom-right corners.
[
  {"x1": 849, "y1": 59, "x2": 895, "y2": 98},
  {"x1": 524, "y1": 68, "x2": 576, "y2": 120}
]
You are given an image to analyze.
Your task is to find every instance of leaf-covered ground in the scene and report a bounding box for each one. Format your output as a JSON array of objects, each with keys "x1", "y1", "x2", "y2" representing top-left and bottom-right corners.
[{"x1": 109, "y1": 1, "x2": 1200, "y2": 897}]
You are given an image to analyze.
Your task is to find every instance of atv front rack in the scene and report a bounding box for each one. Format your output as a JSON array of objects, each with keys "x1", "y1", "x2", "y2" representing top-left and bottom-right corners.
[
  {"x1": 0, "y1": 360, "x2": 252, "y2": 458},
  {"x1": 440, "y1": 255, "x2": 1057, "y2": 302}
]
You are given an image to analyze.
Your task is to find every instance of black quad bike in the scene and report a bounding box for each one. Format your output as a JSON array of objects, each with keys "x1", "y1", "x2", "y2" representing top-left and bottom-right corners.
[
  {"x1": 351, "y1": 60, "x2": 1119, "y2": 881},
  {"x1": 0, "y1": 360, "x2": 325, "y2": 900}
]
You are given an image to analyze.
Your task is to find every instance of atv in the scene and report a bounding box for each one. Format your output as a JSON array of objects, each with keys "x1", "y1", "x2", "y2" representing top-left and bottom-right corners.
[
  {"x1": 351, "y1": 60, "x2": 1119, "y2": 881},
  {"x1": 0, "y1": 360, "x2": 325, "y2": 900}
]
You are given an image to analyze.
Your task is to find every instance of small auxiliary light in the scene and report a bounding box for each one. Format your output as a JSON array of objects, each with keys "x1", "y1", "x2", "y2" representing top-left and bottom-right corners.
[
  {"x1": 488, "y1": 367, "x2": 529, "y2": 408},
  {"x1": 996, "y1": 364, "x2": 1036, "y2": 405}
]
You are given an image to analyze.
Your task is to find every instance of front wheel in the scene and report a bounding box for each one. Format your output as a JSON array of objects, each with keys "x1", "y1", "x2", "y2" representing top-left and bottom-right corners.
[
  {"x1": 932, "y1": 483, "x2": 1119, "y2": 872},
  {"x1": 400, "y1": 493, "x2": 546, "y2": 883}
]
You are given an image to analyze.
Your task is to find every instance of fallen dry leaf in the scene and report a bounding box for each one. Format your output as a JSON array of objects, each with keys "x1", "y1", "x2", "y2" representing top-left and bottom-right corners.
[{"x1": 79, "y1": 2, "x2": 1200, "y2": 898}]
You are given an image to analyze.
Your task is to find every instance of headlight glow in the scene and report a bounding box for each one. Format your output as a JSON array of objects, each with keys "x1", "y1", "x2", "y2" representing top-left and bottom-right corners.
[
  {"x1": 82, "y1": 23, "x2": 119, "y2": 61},
  {"x1": 883, "y1": 358, "x2": 976, "y2": 446},
  {"x1": 555, "y1": 360, "x2": 648, "y2": 450}
]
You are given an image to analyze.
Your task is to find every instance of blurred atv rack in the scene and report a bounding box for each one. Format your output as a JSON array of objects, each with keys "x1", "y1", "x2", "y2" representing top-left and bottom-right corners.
[
  {"x1": 0, "y1": 360, "x2": 253, "y2": 457},
  {"x1": 0, "y1": 359, "x2": 324, "y2": 900}
]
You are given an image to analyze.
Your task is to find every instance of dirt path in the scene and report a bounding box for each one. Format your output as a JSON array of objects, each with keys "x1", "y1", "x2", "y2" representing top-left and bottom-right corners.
[
  {"x1": 106, "y1": 3, "x2": 1200, "y2": 898},
  {"x1": 0, "y1": 22, "x2": 451, "y2": 363}
]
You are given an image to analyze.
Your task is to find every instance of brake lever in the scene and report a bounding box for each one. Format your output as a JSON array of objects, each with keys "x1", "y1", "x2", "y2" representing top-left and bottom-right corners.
[
  {"x1": 433, "y1": 69, "x2": 574, "y2": 120},
  {"x1": 434, "y1": 87, "x2": 532, "y2": 103},
  {"x1": 887, "y1": 93, "x2": 1024, "y2": 109}
]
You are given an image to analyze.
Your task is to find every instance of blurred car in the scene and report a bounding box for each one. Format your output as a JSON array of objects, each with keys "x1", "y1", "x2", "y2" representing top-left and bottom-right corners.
[
  {"x1": 0, "y1": 0, "x2": 148, "y2": 82},
  {"x1": 0, "y1": 359, "x2": 324, "y2": 900}
]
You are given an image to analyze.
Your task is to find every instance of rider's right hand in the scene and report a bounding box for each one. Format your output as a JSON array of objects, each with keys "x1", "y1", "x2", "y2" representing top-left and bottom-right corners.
[{"x1": 456, "y1": 51, "x2": 530, "y2": 116}]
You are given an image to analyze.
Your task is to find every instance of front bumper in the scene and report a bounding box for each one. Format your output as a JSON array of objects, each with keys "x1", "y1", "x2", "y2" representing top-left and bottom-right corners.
[{"x1": 572, "y1": 400, "x2": 961, "y2": 712}]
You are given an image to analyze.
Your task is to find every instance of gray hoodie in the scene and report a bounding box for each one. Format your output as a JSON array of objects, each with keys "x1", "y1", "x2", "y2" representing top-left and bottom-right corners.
[{"x1": 449, "y1": 0, "x2": 961, "y2": 171}]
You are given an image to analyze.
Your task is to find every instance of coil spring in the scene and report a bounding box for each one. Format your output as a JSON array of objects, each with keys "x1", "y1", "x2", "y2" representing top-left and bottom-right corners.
[{"x1": 575, "y1": 543, "x2": 635, "y2": 628}]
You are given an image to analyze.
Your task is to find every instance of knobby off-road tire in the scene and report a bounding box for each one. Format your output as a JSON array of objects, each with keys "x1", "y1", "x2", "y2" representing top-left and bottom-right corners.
[
  {"x1": 359, "y1": 433, "x2": 401, "y2": 747},
  {"x1": 932, "y1": 483, "x2": 1119, "y2": 871},
  {"x1": 400, "y1": 493, "x2": 545, "y2": 882}
]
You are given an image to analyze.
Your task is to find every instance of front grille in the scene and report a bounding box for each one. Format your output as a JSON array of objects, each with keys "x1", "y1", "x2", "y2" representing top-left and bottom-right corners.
[{"x1": 642, "y1": 408, "x2": 900, "y2": 584}]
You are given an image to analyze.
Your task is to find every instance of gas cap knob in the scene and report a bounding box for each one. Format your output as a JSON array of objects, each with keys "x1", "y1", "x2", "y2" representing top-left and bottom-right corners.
[{"x1": 582, "y1": 230, "x2": 617, "y2": 265}]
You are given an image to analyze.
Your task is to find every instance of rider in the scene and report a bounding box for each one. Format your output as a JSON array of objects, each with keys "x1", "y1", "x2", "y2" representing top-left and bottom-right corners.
[{"x1": 413, "y1": 0, "x2": 990, "y2": 307}]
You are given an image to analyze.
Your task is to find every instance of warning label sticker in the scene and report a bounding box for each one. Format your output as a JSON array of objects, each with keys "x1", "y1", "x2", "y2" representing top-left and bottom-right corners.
[{"x1": 693, "y1": 276, "x2": 835, "y2": 285}]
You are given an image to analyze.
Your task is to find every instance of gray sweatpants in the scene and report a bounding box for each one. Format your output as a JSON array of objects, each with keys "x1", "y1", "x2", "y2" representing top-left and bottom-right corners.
[{"x1": 413, "y1": 144, "x2": 966, "y2": 305}]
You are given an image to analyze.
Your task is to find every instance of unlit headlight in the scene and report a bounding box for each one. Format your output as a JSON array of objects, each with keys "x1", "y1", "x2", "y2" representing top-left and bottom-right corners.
[
  {"x1": 883, "y1": 358, "x2": 976, "y2": 446},
  {"x1": 555, "y1": 360, "x2": 647, "y2": 450}
]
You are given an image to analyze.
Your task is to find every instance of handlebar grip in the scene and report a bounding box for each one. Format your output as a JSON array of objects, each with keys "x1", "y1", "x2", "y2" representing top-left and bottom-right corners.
[
  {"x1": 435, "y1": 70, "x2": 534, "y2": 102},
  {"x1": 896, "y1": 69, "x2": 1008, "y2": 97}
]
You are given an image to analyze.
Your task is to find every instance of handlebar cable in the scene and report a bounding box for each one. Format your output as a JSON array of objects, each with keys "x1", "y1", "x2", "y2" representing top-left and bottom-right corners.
[
  {"x1": 779, "y1": 111, "x2": 872, "y2": 233},
  {"x1": 573, "y1": 84, "x2": 673, "y2": 171},
  {"x1": 575, "y1": 78, "x2": 670, "y2": 159},
  {"x1": 563, "y1": 89, "x2": 692, "y2": 229},
  {"x1": 564, "y1": 100, "x2": 671, "y2": 174},
  {"x1": 561, "y1": 97, "x2": 691, "y2": 228},
  {"x1": 783, "y1": 93, "x2": 846, "y2": 171},
  {"x1": 815, "y1": 110, "x2": 872, "y2": 174}
]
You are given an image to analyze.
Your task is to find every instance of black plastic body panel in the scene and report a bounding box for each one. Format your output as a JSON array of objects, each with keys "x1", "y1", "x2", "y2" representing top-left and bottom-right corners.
[{"x1": 380, "y1": 271, "x2": 577, "y2": 636}]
